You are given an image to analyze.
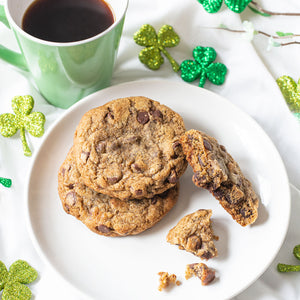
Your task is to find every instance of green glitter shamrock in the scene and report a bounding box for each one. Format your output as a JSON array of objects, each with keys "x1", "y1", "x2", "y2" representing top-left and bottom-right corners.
[
  {"x1": 180, "y1": 46, "x2": 227, "y2": 88},
  {"x1": 0, "y1": 96, "x2": 45, "y2": 157},
  {"x1": 277, "y1": 244, "x2": 300, "y2": 273},
  {"x1": 133, "y1": 24, "x2": 180, "y2": 72},
  {"x1": 198, "y1": 0, "x2": 252, "y2": 13},
  {"x1": 0, "y1": 260, "x2": 38, "y2": 300},
  {"x1": 277, "y1": 76, "x2": 300, "y2": 119},
  {"x1": 0, "y1": 177, "x2": 12, "y2": 188}
]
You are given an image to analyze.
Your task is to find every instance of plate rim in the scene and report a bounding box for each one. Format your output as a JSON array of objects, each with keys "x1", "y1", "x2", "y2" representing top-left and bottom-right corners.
[{"x1": 25, "y1": 79, "x2": 291, "y2": 299}]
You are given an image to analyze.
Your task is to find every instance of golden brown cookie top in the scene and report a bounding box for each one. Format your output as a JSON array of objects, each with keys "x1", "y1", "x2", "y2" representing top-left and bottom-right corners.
[{"x1": 73, "y1": 96, "x2": 187, "y2": 200}]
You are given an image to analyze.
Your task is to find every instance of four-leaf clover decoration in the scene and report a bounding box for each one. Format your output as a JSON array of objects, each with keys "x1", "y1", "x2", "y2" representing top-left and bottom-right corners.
[
  {"x1": 134, "y1": 24, "x2": 180, "y2": 72},
  {"x1": 0, "y1": 96, "x2": 45, "y2": 157},
  {"x1": 180, "y1": 46, "x2": 227, "y2": 87},
  {"x1": 198, "y1": 0, "x2": 252, "y2": 13},
  {"x1": 0, "y1": 260, "x2": 38, "y2": 300}
]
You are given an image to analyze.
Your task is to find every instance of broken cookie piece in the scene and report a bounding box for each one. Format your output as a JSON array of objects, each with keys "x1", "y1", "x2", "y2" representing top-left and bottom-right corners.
[
  {"x1": 185, "y1": 263, "x2": 215, "y2": 285},
  {"x1": 180, "y1": 129, "x2": 259, "y2": 226},
  {"x1": 157, "y1": 272, "x2": 181, "y2": 291},
  {"x1": 166, "y1": 209, "x2": 218, "y2": 260}
]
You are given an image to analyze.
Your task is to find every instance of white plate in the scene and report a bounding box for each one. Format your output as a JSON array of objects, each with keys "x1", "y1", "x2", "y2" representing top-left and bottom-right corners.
[{"x1": 26, "y1": 80, "x2": 290, "y2": 300}]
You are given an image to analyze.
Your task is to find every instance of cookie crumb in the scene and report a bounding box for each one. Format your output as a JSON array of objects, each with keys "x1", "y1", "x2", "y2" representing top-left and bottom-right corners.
[
  {"x1": 185, "y1": 263, "x2": 215, "y2": 285},
  {"x1": 158, "y1": 272, "x2": 181, "y2": 291}
]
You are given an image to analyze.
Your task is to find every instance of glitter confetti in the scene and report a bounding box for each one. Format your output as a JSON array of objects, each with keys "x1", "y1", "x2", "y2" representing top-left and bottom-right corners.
[
  {"x1": 180, "y1": 46, "x2": 227, "y2": 87},
  {"x1": 0, "y1": 96, "x2": 45, "y2": 157},
  {"x1": 0, "y1": 260, "x2": 38, "y2": 300},
  {"x1": 133, "y1": 24, "x2": 180, "y2": 72}
]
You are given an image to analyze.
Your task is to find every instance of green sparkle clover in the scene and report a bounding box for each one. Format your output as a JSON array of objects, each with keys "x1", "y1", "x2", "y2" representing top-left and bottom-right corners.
[
  {"x1": 0, "y1": 177, "x2": 12, "y2": 188},
  {"x1": 277, "y1": 244, "x2": 300, "y2": 273},
  {"x1": 0, "y1": 260, "x2": 38, "y2": 300},
  {"x1": 277, "y1": 76, "x2": 300, "y2": 114},
  {"x1": 180, "y1": 46, "x2": 227, "y2": 88},
  {"x1": 0, "y1": 95, "x2": 45, "y2": 157},
  {"x1": 198, "y1": 0, "x2": 252, "y2": 13},
  {"x1": 134, "y1": 24, "x2": 180, "y2": 72}
]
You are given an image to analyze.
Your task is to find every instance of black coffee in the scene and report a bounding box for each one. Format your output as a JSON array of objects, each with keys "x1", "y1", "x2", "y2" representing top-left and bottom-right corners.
[{"x1": 22, "y1": 0, "x2": 114, "y2": 43}]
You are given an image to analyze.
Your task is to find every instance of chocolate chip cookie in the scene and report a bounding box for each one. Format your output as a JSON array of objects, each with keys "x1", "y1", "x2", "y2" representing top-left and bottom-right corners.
[
  {"x1": 180, "y1": 129, "x2": 259, "y2": 226},
  {"x1": 73, "y1": 96, "x2": 187, "y2": 200},
  {"x1": 166, "y1": 209, "x2": 218, "y2": 260},
  {"x1": 58, "y1": 148, "x2": 179, "y2": 237}
]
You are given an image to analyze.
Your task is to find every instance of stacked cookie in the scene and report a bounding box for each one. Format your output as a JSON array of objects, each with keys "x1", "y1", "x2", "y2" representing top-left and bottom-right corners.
[{"x1": 58, "y1": 96, "x2": 187, "y2": 236}]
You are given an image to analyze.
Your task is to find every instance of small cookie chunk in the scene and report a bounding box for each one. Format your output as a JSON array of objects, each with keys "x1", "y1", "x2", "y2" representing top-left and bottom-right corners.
[
  {"x1": 73, "y1": 96, "x2": 187, "y2": 200},
  {"x1": 58, "y1": 149, "x2": 178, "y2": 237},
  {"x1": 166, "y1": 209, "x2": 218, "y2": 260},
  {"x1": 185, "y1": 263, "x2": 215, "y2": 285},
  {"x1": 180, "y1": 129, "x2": 259, "y2": 226},
  {"x1": 158, "y1": 272, "x2": 181, "y2": 291}
]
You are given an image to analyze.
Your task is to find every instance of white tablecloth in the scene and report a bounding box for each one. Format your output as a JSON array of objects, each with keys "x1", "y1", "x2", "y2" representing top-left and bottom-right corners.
[{"x1": 0, "y1": 0, "x2": 299, "y2": 299}]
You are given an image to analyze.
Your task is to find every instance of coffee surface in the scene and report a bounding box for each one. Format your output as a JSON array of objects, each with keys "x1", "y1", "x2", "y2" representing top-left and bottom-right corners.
[{"x1": 22, "y1": 0, "x2": 114, "y2": 43}]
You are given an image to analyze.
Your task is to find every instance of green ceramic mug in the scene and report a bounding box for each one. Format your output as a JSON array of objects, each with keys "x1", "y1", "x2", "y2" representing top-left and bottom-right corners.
[{"x1": 0, "y1": 0, "x2": 128, "y2": 108}]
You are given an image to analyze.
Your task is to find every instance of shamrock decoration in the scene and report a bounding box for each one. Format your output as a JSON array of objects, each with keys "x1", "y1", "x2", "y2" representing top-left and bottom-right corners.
[
  {"x1": 134, "y1": 24, "x2": 180, "y2": 72},
  {"x1": 180, "y1": 46, "x2": 227, "y2": 87},
  {"x1": 0, "y1": 260, "x2": 38, "y2": 300},
  {"x1": 198, "y1": 0, "x2": 252, "y2": 13},
  {"x1": 0, "y1": 177, "x2": 12, "y2": 188},
  {"x1": 0, "y1": 96, "x2": 45, "y2": 157},
  {"x1": 277, "y1": 76, "x2": 300, "y2": 113}
]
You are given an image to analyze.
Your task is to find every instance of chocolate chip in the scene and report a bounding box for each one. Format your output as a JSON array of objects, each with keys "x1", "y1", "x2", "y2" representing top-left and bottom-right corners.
[
  {"x1": 151, "y1": 197, "x2": 158, "y2": 205},
  {"x1": 193, "y1": 172, "x2": 208, "y2": 185},
  {"x1": 198, "y1": 155, "x2": 205, "y2": 167},
  {"x1": 203, "y1": 139, "x2": 212, "y2": 151},
  {"x1": 105, "y1": 112, "x2": 114, "y2": 120},
  {"x1": 107, "y1": 176, "x2": 121, "y2": 185},
  {"x1": 172, "y1": 141, "x2": 181, "y2": 150},
  {"x1": 187, "y1": 235, "x2": 202, "y2": 250},
  {"x1": 96, "y1": 142, "x2": 106, "y2": 154},
  {"x1": 212, "y1": 188, "x2": 224, "y2": 199},
  {"x1": 220, "y1": 145, "x2": 226, "y2": 152},
  {"x1": 66, "y1": 191, "x2": 76, "y2": 206},
  {"x1": 151, "y1": 110, "x2": 163, "y2": 120},
  {"x1": 187, "y1": 263, "x2": 198, "y2": 270},
  {"x1": 201, "y1": 268, "x2": 215, "y2": 285},
  {"x1": 67, "y1": 184, "x2": 74, "y2": 189},
  {"x1": 132, "y1": 163, "x2": 142, "y2": 173},
  {"x1": 95, "y1": 225, "x2": 112, "y2": 234},
  {"x1": 168, "y1": 169, "x2": 178, "y2": 184},
  {"x1": 125, "y1": 136, "x2": 140, "y2": 144},
  {"x1": 135, "y1": 189, "x2": 143, "y2": 196},
  {"x1": 137, "y1": 111, "x2": 149, "y2": 124},
  {"x1": 240, "y1": 208, "x2": 250, "y2": 218},
  {"x1": 81, "y1": 151, "x2": 90, "y2": 162},
  {"x1": 200, "y1": 251, "x2": 213, "y2": 260}
]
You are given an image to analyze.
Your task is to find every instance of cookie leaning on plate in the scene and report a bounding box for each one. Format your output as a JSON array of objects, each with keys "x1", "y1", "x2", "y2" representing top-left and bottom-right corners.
[
  {"x1": 58, "y1": 148, "x2": 179, "y2": 237},
  {"x1": 73, "y1": 96, "x2": 187, "y2": 200},
  {"x1": 180, "y1": 129, "x2": 259, "y2": 226}
]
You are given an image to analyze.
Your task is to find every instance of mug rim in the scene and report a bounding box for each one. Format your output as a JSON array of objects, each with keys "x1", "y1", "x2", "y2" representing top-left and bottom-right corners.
[{"x1": 4, "y1": 0, "x2": 129, "y2": 47}]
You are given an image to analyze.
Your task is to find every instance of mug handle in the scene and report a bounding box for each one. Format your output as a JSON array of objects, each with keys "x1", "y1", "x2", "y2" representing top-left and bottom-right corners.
[{"x1": 0, "y1": 5, "x2": 28, "y2": 71}]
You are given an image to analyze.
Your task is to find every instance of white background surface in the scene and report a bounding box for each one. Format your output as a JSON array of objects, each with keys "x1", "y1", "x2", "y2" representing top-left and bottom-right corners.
[{"x1": 0, "y1": 0, "x2": 300, "y2": 299}]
